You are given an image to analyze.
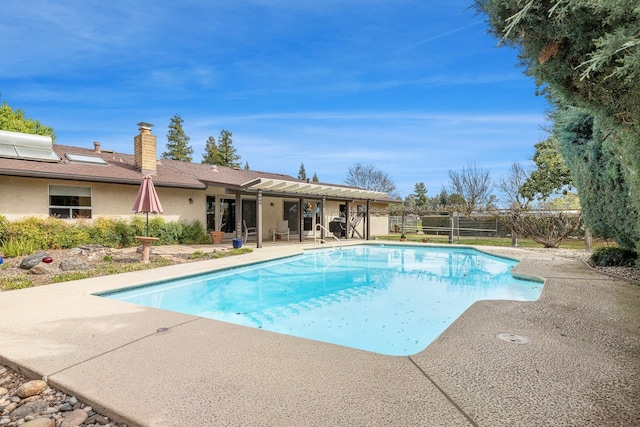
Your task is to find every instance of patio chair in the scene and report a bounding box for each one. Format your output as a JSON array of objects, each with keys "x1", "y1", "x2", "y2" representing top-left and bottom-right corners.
[
  {"x1": 243, "y1": 220, "x2": 257, "y2": 243},
  {"x1": 273, "y1": 220, "x2": 290, "y2": 241}
]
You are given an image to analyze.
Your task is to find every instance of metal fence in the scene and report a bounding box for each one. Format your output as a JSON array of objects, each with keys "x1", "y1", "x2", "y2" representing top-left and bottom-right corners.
[{"x1": 389, "y1": 213, "x2": 510, "y2": 239}]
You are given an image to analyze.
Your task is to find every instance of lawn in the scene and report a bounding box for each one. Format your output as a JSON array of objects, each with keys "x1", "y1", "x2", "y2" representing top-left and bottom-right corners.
[{"x1": 376, "y1": 233, "x2": 611, "y2": 250}]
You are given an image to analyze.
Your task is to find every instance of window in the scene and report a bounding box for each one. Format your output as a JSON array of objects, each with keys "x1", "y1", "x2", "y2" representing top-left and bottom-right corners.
[{"x1": 49, "y1": 185, "x2": 92, "y2": 218}]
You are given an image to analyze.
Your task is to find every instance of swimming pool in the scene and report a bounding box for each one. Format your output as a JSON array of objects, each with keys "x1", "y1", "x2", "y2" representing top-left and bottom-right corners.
[{"x1": 103, "y1": 245, "x2": 542, "y2": 355}]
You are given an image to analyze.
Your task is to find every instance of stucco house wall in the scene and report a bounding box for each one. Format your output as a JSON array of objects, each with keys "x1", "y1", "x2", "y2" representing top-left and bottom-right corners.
[{"x1": 0, "y1": 176, "x2": 207, "y2": 224}]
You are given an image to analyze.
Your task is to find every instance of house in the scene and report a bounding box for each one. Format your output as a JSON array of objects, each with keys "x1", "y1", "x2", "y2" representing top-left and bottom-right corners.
[{"x1": 0, "y1": 123, "x2": 395, "y2": 247}]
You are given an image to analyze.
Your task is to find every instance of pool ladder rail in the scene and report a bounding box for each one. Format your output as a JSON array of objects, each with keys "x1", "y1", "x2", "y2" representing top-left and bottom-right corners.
[{"x1": 314, "y1": 223, "x2": 343, "y2": 251}]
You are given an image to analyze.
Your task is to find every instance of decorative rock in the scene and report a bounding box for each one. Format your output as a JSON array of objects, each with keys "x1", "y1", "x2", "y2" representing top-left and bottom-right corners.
[
  {"x1": 21, "y1": 395, "x2": 44, "y2": 404},
  {"x1": 16, "y1": 380, "x2": 47, "y2": 398},
  {"x1": 89, "y1": 414, "x2": 109, "y2": 425},
  {"x1": 60, "y1": 409, "x2": 88, "y2": 427},
  {"x1": 9, "y1": 401, "x2": 47, "y2": 420},
  {"x1": 28, "y1": 264, "x2": 61, "y2": 275},
  {"x1": 67, "y1": 397, "x2": 77, "y2": 406},
  {"x1": 10, "y1": 397, "x2": 21, "y2": 403},
  {"x1": 58, "y1": 403, "x2": 73, "y2": 412},
  {"x1": 22, "y1": 418, "x2": 55, "y2": 427},
  {"x1": 4, "y1": 402, "x2": 17, "y2": 413},
  {"x1": 0, "y1": 387, "x2": 7, "y2": 395},
  {"x1": 59, "y1": 258, "x2": 90, "y2": 271},
  {"x1": 19, "y1": 252, "x2": 50, "y2": 270}
]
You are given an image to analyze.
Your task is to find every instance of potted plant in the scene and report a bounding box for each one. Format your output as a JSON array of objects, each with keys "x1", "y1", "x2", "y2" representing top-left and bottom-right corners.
[
  {"x1": 208, "y1": 216, "x2": 225, "y2": 244},
  {"x1": 399, "y1": 233, "x2": 407, "y2": 242},
  {"x1": 209, "y1": 230, "x2": 224, "y2": 244}
]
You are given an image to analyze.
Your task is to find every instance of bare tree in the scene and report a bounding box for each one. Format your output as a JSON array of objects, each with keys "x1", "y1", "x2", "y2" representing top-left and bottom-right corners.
[
  {"x1": 345, "y1": 163, "x2": 398, "y2": 198},
  {"x1": 491, "y1": 162, "x2": 582, "y2": 248},
  {"x1": 448, "y1": 162, "x2": 492, "y2": 217},
  {"x1": 497, "y1": 162, "x2": 531, "y2": 209}
]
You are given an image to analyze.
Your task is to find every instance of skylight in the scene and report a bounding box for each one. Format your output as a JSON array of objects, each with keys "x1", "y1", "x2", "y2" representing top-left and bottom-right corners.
[{"x1": 65, "y1": 153, "x2": 108, "y2": 165}]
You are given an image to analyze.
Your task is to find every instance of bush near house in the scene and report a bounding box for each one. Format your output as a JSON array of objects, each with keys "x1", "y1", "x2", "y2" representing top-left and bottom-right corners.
[{"x1": 0, "y1": 215, "x2": 209, "y2": 257}]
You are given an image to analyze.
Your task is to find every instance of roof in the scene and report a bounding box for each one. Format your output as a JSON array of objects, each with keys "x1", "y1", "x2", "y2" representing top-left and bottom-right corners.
[{"x1": 0, "y1": 137, "x2": 394, "y2": 202}]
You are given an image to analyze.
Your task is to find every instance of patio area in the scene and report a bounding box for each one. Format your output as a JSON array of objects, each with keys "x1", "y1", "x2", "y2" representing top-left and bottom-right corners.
[{"x1": 0, "y1": 243, "x2": 638, "y2": 426}]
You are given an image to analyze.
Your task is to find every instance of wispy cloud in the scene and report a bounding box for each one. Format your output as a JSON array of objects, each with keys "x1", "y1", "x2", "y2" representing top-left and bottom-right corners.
[{"x1": 402, "y1": 21, "x2": 485, "y2": 52}]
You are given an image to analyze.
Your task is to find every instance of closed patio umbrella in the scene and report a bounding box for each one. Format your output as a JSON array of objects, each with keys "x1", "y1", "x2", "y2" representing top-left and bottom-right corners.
[{"x1": 132, "y1": 174, "x2": 164, "y2": 236}]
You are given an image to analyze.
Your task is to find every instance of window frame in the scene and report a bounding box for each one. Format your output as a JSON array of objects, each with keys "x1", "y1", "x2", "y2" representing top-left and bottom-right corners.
[{"x1": 48, "y1": 185, "x2": 93, "y2": 219}]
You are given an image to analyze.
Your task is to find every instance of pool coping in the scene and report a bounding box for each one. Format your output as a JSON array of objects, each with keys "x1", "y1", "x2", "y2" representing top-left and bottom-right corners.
[{"x1": 1, "y1": 242, "x2": 639, "y2": 426}]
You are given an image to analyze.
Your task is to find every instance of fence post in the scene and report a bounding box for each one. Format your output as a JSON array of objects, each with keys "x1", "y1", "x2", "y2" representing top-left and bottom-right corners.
[
  {"x1": 585, "y1": 228, "x2": 592, "y2": 251},
  {"x1": 449, "y1": 212, "x2": 459, "y2": 243}
]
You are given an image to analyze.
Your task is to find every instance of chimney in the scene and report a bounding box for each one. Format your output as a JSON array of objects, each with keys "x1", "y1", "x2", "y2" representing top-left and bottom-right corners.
[
  {"x1": 134, "y1": 122, "x2": 157, "y2": 175},
  {"x1": 93, "y1": 141, "x2": 101, "y2": 153}
]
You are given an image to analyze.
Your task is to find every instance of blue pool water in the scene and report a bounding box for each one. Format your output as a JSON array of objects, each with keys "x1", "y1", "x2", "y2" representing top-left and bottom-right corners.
[{"x1": 103, "y1": 245, "x2": 542, "y2": 355}]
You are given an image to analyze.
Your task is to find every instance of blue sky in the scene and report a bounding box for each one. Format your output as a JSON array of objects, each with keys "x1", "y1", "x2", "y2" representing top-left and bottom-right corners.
[{"x1": 1, "y1": 0, "x2": 549, "y2": 199}]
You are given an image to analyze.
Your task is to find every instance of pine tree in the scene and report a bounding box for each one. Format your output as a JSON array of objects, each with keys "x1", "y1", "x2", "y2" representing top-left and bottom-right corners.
[
  {"x1": 298, "y1": 163, "x2": 307, "y2": 180},
  {"x1": 215, "y1": 130, "x2": 241, "y2": 168},
  {"x1": 244, "y1": 161, "x2": 250, "y2": 170},
  {"x1": 201, "y1": 136, "x2": 218, "y2": 165},
  {"x1": 163, "y1": 114, "x2": 193, "y2": 161},
  {"x1": 413, "y1": 182, "x2": 428, "y2": 208},
  {"x1": 312, "y1": 172, "x2": 319, "y2": 182}
]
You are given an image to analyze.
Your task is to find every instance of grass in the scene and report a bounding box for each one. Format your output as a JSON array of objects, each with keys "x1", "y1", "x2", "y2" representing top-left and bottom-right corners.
[
  {"x1": 0, "y1": 276, "x2": 34, "y2": 291},
  {"x1": 375, "y1": 233, "x2": 611, "y2": 250},
  {"x1": 188, "y1": 248, "x2": 252, "y2": 260}
]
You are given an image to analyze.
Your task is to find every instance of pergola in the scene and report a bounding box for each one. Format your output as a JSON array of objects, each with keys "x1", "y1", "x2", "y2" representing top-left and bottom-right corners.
[{"x1": 227, "y1": 177, "x2": 388, "y2": 248}]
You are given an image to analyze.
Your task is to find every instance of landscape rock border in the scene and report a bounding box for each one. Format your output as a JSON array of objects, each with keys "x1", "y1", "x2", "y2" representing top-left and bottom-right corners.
[{"x1": 0, "y1": 365, "x2": 127, "y2": 427}]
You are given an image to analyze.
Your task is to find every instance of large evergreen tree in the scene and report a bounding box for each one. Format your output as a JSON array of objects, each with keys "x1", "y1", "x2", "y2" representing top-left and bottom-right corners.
[
  {"x1": 0, "y1": 99, "x2": 56, "y2": 141},
  {"x1": 412, "y1": 182, "x2": 428, "y2": 209},
  {"x1": 215, "y1": 130, "x2": 241, "y2": 168},
  {"x1": 298, "y1": 163, "x2": 307, "y2": 180},
  {"x1": 163, "y1": 114, "x2": 193, "y2": 162},
  {"x1": 556, "y1": 107, "x2": 639, "y2": 249},
  {"x1": 201, "y1": 136, "x2": 218, "y2": 164},
  {"x1": 475, "y1": 0, "x2": 640, "y2": 253}
]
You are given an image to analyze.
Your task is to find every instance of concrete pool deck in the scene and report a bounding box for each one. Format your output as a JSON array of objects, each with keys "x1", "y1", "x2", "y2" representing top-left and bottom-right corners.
[{"x1": 0, "y1": 242, "x2": 638, "y2": 426}]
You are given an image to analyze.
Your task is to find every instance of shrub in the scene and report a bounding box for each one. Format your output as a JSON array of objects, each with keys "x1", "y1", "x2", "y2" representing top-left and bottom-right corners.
[
  {"x1": 0, "y1": 215, "x2": 9, "y2": 243},
  {"x1": 590, "y1": 247, "x2": 638, "y2": 267},
  {"x1": 179, "y1": 220, "x2": 208, "y2": 244},
  {"x1": 1, "y1": 216, "x2": 210, "y2": 251},
  {"x1": 1, "y1": 237, "x2": 37, "y2": 257}
]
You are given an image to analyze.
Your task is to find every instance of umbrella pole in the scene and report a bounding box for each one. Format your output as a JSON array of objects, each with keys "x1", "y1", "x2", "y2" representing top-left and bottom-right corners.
[{"x1": 146, "y1": 212, "x2": 149, "y2": 237}]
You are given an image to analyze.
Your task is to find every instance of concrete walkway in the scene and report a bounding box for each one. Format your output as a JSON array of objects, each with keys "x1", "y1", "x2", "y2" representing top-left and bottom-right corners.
[{"x1": 0, "y1": 243, "x2": 638, "y2": 426}]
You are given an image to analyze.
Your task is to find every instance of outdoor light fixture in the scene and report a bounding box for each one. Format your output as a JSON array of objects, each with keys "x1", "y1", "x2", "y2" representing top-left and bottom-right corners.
[{"x1": 188, "y1": 198, "x2": 193, "y2": 204}]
